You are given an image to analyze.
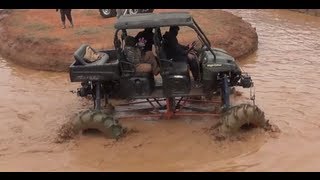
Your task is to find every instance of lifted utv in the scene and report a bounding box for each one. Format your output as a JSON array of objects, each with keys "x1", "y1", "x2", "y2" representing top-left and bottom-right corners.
[{"x1": 68, "y1": 12, "x2": 267, "y2": 139}]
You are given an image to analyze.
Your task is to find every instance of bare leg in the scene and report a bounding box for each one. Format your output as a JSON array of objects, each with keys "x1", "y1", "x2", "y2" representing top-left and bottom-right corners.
[
  {"x1": 60, "y1": 10, "x2": 66, "y2": 29},
  {"x1": 65, "y1": 9, "x2": 73, "y2": 28},
  {"x1": 142, "y1": 51, "x2": 160, "y2": 75}
]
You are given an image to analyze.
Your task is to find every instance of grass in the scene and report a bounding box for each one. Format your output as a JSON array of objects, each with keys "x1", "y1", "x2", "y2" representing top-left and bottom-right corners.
[
  {"x1": 102, "y1": 25, "x2": 115, "y2": 30},
  {"x1": 7, "y1": 14, "x2": 23, "y2": 27},
  {"x1": 25, "y1": 23, "x2": 52, "y2": 31},
  {"x1": 82, "y1": 9, "x2": 97, "y2": 16},
  {"x1": 74, "y1": 27, "x2": 101, "y2": 35},
  {"x1": 38, "y1": 36, "x2": 61, "y2": 43},
  {"x1": 16, "y1": 34, "x2": 61, "y2": 44},
  {"x1": 16, "y1": 34, "x2": 36, "y2": 43}
]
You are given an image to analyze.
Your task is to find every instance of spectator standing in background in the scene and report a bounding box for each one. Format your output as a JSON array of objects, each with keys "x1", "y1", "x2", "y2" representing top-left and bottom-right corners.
[{"x1": 56, "y1": 9, "x2": 73, "y2": 29}]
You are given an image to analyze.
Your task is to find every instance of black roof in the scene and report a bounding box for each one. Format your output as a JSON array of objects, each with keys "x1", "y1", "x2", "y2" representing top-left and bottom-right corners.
[{"x1": 114, "y1": 12, "x2": 195, "y2": 29}]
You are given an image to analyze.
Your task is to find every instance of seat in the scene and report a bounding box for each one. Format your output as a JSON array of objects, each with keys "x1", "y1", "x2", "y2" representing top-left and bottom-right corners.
[
  {"x1": 120, "y1": 61, "x2": 153, "y2": 77},
  {"x1": 74, "y1": 44, "x2": 110, "y2": 66},
  {"x1": 119, "y1": 48, "x2": 153, "y2": 78},
  {"x1": 157, "y1": 38, "x2": 189, "y2": 76},
  {"x1": 160, "y1": 59, "x2": 189, "y2": 76},
  {"x1": 172, "y1": 62, "x2": 189, "y2": 75}
]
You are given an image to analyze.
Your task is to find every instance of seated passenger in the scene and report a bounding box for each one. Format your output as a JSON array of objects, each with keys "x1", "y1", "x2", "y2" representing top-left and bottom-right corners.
[
  {"x1": 135, "y1": 28, "x2": 154, "y2": 53},
  {"x1": 135, "y1": 28, "x2": 160, "y2": 75},
  {"x1": 123, "y1": 36, "x2": 156, "y2": 75}
]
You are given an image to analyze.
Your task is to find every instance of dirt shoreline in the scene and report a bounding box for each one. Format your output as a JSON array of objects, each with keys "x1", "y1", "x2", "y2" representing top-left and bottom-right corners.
[
  {"x1": 289, "y1": 9, "x2": 320, "y2": 17},
  {"x1": 0, "y1": 9, "x2": 258, "y2": 72}
]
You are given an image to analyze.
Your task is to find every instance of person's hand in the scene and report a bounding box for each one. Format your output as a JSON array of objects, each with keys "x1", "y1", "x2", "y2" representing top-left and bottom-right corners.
[
  {"x1": 56, "y1": 9, "x2": 58, "y2": 12},
  {"x1": 137, "y1": 42, "x2": 145, "y2": 48},
  {"x1": 187, "y1": 42, "x2": 193, "y2": 50}
]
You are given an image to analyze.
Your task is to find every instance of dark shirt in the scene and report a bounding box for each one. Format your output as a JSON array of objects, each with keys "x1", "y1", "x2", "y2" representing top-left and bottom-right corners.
[
  {"x1": 163, "y1": 31, "x2": 189, "y2": 62},
  {"x1": 135, "y1": 30, "x2": 154, "y2": 53},
  {"x1": 123, "y1": 46, "x2": 141, "y2": 65}
]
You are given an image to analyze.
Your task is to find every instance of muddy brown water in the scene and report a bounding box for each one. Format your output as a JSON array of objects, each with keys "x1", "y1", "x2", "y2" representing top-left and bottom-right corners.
[{"x1": 0, "y1": 9, "x2": 320, "y2": 171}]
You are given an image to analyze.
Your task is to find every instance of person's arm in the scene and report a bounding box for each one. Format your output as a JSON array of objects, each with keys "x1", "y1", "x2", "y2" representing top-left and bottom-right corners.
[
  {"x1": 172, "y1": 38, "x2": 188, "y2": 56},
  {"x1": 135, "y1": 32, "x2": 141, "y2": 40},
  {"x1": 150, "y1": 33, "x2": 155, "y2": 44},
  {"x1": 176, "y1": 45, "x2": 188, "y2": 55},
  {"x1": 178, "y1": 41, "x2": 189, "y2": 50},
  {"x1": 135, "y1": 32, "x2": 142, "y2": 44}
]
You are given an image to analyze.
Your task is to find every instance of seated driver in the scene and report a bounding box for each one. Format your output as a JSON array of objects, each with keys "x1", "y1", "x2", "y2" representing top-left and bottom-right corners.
[
  {"x1": 163, "y1": 26, "x2": 201, "y2": 86},
  {"x1": 123, "y1": 36, "x2": 159, "y2": 75}
]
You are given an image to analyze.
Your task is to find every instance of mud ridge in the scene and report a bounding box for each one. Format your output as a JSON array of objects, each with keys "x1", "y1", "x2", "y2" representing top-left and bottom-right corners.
[{"x1": 0, "y1": 9, "x2": 258, "y2": 72}]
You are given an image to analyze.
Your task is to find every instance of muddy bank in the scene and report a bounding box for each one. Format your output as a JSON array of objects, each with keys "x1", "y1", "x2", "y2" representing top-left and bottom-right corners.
[
  {"x1": 0, "y1": 9, "x2": 258, "y2": 72},
  {"x1": 289, "y1": 9, "x2": 320, "y2": 17}
]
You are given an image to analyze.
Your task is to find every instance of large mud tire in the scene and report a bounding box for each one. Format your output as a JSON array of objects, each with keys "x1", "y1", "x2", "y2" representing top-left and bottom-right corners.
[
  {"x1": 72, "y1": 109, "x2": 124, "y2": 139},
  {"x1": 218, "y1": 103, "x2": 267, "y2": 135},
  {"x1": 99, "y1": 9, "x2": 116, "y2": 18}
]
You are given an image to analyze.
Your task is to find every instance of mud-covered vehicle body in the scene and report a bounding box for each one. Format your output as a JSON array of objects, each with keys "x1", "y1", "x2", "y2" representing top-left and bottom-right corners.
[
  {"x1": 68, "y1": 12, "x2": 265, "y2": 138},
  {"x1": 71, "y1": 12, "x2": 252, "y2": 109}
]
